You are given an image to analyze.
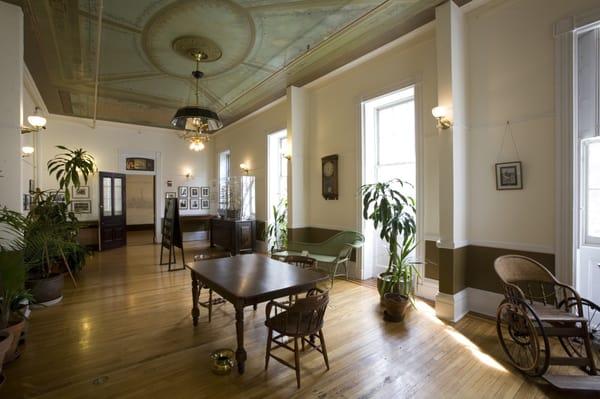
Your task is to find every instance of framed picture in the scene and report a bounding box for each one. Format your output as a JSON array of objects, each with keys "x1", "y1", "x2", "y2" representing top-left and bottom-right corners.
[
  {"x1": 190, "y1": 198, "x2": 200, "y2": 210},
  {"x1": 28, "y1": 179, "x2": 35, "y2": 194},
  {"x1": 201, "y1": 199, "x2": 209, "y2": 209},
  {"x1": 72, "y1": 200, "x2": 92, "y2": 214},
  {"x1": 190, "y1": 187, "x2": 199, "y2": 198},
  {"x1": 178, "y1": 186, "x2": 188, "y2": 197},
  {"x1": 53, "y1": 191, "x2": 66, "y2": 203},
  {"x1": 179, "y1": 198, "x2": 188, "y2": 210},
  {"x1": 72, "y1": 186, "x2": 90, "y2": 199},
  {"x1": 201, "y1": 186, "x2": 210, "y2": 198},
  {"x1": 165, "y1": 192, "x2": 177, "y2": 199},
  {"x1": 125, "y1": 157, "x2": 155, "y2": 171},
  {"x1": 495, "y1": 161, "x2": 523, "y2": 190}
]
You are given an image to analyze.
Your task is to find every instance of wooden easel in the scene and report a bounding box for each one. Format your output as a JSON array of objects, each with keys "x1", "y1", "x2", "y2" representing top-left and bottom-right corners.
[{"x1": 160, "y1": 198, "x2": 186, "y2": 271}]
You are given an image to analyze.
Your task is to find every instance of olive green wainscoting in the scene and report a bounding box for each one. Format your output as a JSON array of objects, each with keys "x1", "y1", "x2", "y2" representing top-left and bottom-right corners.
[{"x1": 423, "y1": 240, "x2": 555, "y2": 295}]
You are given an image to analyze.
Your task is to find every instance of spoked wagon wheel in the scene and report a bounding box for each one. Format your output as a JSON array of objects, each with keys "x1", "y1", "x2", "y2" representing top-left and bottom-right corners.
[
  {"x1": 558, "y1": 297, "x2": 600, "y2": 374},
  {"x1": 496, "y1": 300, "x2": 550, "y2": 376}
]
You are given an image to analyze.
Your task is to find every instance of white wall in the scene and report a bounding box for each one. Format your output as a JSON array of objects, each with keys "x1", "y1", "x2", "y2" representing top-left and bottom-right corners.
[
  {"x1": 0, "y1": 2, "x2": 23, "y2": 212},
  {"x1": 213, "y1": 99, "x2": 289, "y2": 223},
  {"x1": 35, "y1": 115, "x2": 214, "y2": 229},
  {"x1": 307, "y1": 28, "x2": 439, "y2": 235},
  {"x1": 465, "y1": 0, "x2": 600, "y2": 253}
]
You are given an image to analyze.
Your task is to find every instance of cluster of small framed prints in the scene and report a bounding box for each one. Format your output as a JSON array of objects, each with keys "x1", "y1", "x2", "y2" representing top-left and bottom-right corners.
[
  {"x1": 71, "y1": 186, "x2": 92, "y2": 213},
  {"x1": 23, "y1": 185, "x2": 92, "y2": 213},
  {"x1": 165, "y1": 186, "x2": 209, "y2": 210}
]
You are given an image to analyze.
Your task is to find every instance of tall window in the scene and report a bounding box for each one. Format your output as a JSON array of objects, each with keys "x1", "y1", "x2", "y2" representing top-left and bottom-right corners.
[
  {"x1": 219, "y1": 150, "x2": 230, "y2": 181},
  {"x1": 583, "y1": 139, "x2": 600, "y2": 245},
  {"x1": 362, "y1": 87, "x2": 416, "y2": 277},
  {"x1": 267, "y1": 130, "x2": 287, "y2": 222},
  {"x1": 218, "y1": 150, "x2": 230, "y2": 211}
]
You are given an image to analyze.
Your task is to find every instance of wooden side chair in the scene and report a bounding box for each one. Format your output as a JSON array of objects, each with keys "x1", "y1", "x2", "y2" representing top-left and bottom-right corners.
[
  {"x1": 193, "y1": 249, "x2": 232, "y2": 322},
  {"x1": 264, "y1": 288, "x2": 330, "y2": 389}
]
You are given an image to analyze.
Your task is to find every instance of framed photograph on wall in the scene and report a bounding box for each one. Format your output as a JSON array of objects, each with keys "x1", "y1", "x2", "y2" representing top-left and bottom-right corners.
[
  {"x1": 53, "y1": 191, "x2": 66, "y2": 203},
  {"x1": 72, "y1": 200, "x2": 92, "y2": 214},
  {"x1": 495, "y1": 161, "x2": 523, "y2": 190},
  {"x1": 165, "y1": 192, "x2": 176, "y2": 198},
  {"x1": 178, "y1": 186, "x2": 188, "y2": 197},
  {"x1": 201, "y1": 186, "x2": 210, "y2": 198},
  {"x1": 72, "y1": 186, "x2": 90, "y2": 199},
  {"x1": 190, "y1": 198, "x2": 200, "y2": 210},
  {"x1": 201, "y1": 199, "x2": 209, "y2": 209},
  {"x1": 190, "y1": 187, "x2": 199, "y2": 198},
  {"x1": 179, "y1": 198, "x2": 188, "y2": 210}
]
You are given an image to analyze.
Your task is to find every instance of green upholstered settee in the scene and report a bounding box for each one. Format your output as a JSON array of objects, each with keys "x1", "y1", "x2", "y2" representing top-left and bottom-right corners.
[{"x1": 272, "y1": 231, "x2": 364, "y2": 283}]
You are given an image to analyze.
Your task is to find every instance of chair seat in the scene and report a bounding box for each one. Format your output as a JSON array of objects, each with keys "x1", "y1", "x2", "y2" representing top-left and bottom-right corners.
[
  {"x1": 265, "y1": 311, "x2": 323, "y2": 336},
  {"x1": 530, "y1": 303, "x2": 587, "y2": 322},
  {"x1": 272, "y1": 250, "x2": 337, "y2": 264}
]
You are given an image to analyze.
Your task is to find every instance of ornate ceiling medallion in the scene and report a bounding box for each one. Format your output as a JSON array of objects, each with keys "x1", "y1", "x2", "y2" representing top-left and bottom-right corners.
[{"x1": 172, "y1": 36, "x2": 222, "y2": 62}]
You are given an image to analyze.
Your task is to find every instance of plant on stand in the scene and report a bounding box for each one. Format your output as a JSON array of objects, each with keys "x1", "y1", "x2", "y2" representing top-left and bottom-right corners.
[
  {"x1": 0, "y1": 247, "x2": 33, "y2": 379},
  {"x1": 0, "y1": 146, "x2": 95, "y2": 304},
  {"x1": 360, "y1": 178, "x2": 418, "y2": 322},
  {"x1": 264, "y1": 198, "x2": 288, "y2": 253}
]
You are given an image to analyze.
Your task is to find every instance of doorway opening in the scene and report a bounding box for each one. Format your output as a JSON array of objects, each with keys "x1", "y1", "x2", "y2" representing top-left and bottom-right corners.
[
  {"x1": 361, "y1": 86, "x2": 417, "y2": 279},
  {"x1": 125, "y1": 175, "x2": 156, "y2": 246}
]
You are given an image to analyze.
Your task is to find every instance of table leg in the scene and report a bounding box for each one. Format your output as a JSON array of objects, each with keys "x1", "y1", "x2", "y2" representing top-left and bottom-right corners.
[
  {"x1": 191, "y1": 271, "x2": 201, "y2": 326},
  {"x1": 235, "y1": 304, "x2": 247, "y2": 374}
]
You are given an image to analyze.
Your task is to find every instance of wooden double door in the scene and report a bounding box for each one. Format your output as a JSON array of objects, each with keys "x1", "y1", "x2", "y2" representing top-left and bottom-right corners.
[{"x1": 99, "y1": 172, "x2": 126, "y2": 251}]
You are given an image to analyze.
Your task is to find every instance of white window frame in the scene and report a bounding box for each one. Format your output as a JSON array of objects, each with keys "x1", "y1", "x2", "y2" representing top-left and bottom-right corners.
[
  {"x1": 267, "y1": 130, "x2": 287, "y2": 223},
  {"x1": 582, "y1": 138, "x2": 600, "y2": 245}
]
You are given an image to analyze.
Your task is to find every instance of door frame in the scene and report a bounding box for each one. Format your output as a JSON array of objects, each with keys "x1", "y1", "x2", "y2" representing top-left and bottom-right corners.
[
  {"x1": 99, "y1": 171, "x2": 127, "y2": 250},
  {"x1": 118, "y1": 150, "x2": 162, "y2": 243}
]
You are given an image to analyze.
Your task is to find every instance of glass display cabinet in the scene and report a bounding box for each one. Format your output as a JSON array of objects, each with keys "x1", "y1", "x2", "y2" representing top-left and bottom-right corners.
[{"x1": 209, "y1": 176, "x2": 256, "y2": 254}]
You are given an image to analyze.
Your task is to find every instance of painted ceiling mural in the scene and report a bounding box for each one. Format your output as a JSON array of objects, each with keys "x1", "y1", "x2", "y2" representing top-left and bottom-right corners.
[{"x1": 15, "y1": 0, "x2": 440, "y2": 129}]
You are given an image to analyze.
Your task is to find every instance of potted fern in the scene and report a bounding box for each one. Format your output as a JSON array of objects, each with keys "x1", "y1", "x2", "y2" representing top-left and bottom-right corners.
[{"x1": 360, "y1": 179, "x2": 418, "y2": 321}]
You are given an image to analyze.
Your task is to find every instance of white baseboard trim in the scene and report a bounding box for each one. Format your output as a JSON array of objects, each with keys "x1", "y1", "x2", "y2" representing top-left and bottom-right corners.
[
  {"x1": 466, "y1": 287, "x2": 504, "y2": 318},
  {"x1": 433, "y1": 286, "x2": 504, "y2": 322},
  {"x1": 435, "y1": 289, "x2": 468, "y2": 322},
  {"x1": 416, "y1": 277, "x2": 438, "y2": 301}
]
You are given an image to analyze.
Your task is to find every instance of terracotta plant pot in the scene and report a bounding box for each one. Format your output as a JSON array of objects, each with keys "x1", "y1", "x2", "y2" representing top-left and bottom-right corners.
[
  {"x1": 3, "y1": 319, "x2": 25, "y2": 364},
  {"x1": 382, "y1": 292, "x2": 410, "y2": 322},
  {"x1": 26, "y1": 273, "x2": 64, "y2": 305},
  {"x1": 0, "y1": 331, "x2": 11, "y2": 386}
]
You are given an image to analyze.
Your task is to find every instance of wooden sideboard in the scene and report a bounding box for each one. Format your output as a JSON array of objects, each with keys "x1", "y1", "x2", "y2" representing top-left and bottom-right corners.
[{"x1": 209, "y1": 218, "x2": 256, "y2": 255}]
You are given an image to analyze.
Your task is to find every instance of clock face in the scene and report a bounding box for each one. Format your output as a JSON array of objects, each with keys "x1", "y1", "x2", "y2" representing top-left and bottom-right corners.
[{"x1": 323, "y1": 161, "x2": 335, "y2": 177}]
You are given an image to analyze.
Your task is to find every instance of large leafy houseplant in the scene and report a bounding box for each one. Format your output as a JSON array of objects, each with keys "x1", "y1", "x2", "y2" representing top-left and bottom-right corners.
[
  {"x1": 360, "y1": 179, "x2": 418, "y2": 298},
  {"x1": 264, "y1": 198, "x2": 287, "y2": 253},
  {"x1": 47, "y1": 146, "x2": 96, "y2": 203}
]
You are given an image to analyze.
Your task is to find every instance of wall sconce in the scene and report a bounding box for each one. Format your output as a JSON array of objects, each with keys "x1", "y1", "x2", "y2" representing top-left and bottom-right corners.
[
  {"x1": 21, "y1": 146, "x2": 34, "y2": 157},
  {"x1": 183, "y1": 168, "x2": 193, "y2": 179},
  {"x1": 432, "y1": 106, "x2": 452, "y2": 130},
  {"x1": 240, "y1": 163, "x2": 250, "y2": 174},
  {"x1": 282, "y1": 152, "x2": 291, "y2": 161},
  {"x1": 21, "y1": 107, "x2": 47, "y2": 134}
]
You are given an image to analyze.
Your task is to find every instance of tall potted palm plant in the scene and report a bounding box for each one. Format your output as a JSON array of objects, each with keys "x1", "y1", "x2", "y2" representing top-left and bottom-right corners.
[
  {"x1": 360, "y1": 178, "x2": 418, "y2": 321},
  {"x1": 264, "y1": 198, "x2": 287, "y2": 253}
]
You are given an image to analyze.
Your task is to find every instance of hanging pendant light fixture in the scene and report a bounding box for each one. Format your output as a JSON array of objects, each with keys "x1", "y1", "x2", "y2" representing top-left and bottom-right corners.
[{"x1": 171, "y1": 51, "x2": 222, "y2": 151}]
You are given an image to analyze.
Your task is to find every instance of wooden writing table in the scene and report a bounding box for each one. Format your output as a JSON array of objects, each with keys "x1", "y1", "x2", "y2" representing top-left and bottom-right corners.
[{"x1": 187, "y1": 254, "x2": 328, "y2": 373}]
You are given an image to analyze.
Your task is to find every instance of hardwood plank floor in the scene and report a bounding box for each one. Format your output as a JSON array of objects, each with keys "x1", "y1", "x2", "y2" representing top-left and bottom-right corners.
[{"x1": 2, "y1": 242, "x2": 597, "y2": 398}]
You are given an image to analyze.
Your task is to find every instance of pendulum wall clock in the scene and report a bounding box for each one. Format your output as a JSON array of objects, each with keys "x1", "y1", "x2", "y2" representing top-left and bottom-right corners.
[{"x1": 321, "y1": 154, "x2": 339, "y2": 200}]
